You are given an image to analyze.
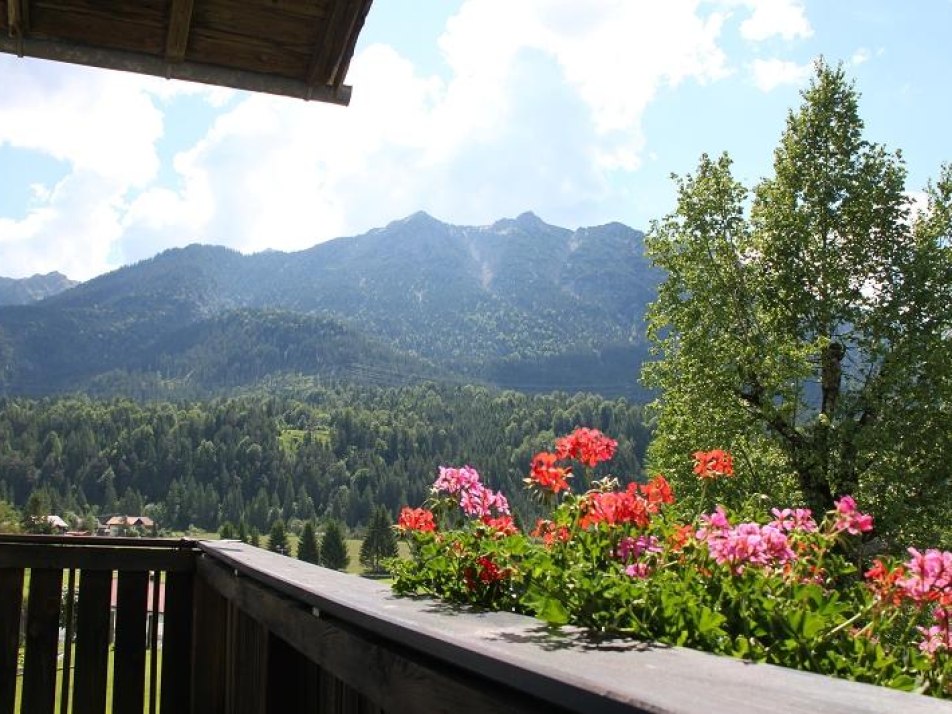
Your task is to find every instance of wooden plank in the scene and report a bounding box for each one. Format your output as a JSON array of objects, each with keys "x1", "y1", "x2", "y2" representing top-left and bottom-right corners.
[
  {"x1": 148, "y1": 571, "x2": 161, "y2": 714},
  {"x1": 232, "y1": 609, "x2": 268, "y2": 714},
  {"x1": 113, "y1": 570, "x2": 149, "y2": 714},
  {"x1": 0, "y1": 35, "x2": 352, "y2": 103},
  {"x1": 187, "y1": 27, "x2": 309, "y2": 76},
  {"x1": 193, "y1": 0, "x2": 321, "y2": 46},
  {"x1": 160, "y1": 570, "x2": 194, "y2": 714},
  {"x1": 198, "y1": 557, "x2": 541, "y2": 714},
  {"x1": 328, "y1": 0, "x2": 371, "y2": 91},
  {"x1": 0, "y1": 568, "x2": 24, "y2": 714},
  {"x1": 29, "y1": 3, "x2": 165, "y2": 54},
  {"x1": 0, "y1": 534, "x2": 195, "y2": 548},
  {"x1": 7, "y1": 0, "x2": 21, "y2": 34},
  {"x1": 266, "y1": 633, "x2": 321, "y2": 711},
  {"x1": 73, "y1": 569, "x2": 112, "y2": 714},
  {"x1": 165, "y1": 0, "x2": 194, "y2": 63},
  {"x1": 191, "y1": 575, "x2": 228, "y2": 713},
  {"x1": 33, "y1": 0, "x2": 167, "y2": 25},
  {"x1": 58, "y1": 569, "x2": 77, "y2": 714},
  {"x1": 306, "y1": 0, "x2": 357, "y2": 86},
  {"x1": 21, "y1": 568, "x2": 63, "y2": 714},
  {"x1": 0, "y1": 543, "x2": 195, "y2": 572}
]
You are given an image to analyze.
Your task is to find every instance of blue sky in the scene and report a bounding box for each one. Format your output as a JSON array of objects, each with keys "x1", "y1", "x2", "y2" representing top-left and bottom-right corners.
[{"x1": 1, "y1": 0, "x2": 951, "y2": 280}]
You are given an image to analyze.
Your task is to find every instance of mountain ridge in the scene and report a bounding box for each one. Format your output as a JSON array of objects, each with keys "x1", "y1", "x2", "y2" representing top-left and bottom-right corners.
[{"x1": 0, "y1": 213, "x2": 661, "y2": 398}]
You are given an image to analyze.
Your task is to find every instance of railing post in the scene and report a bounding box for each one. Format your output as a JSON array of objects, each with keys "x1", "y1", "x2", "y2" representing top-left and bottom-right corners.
[{"x1": 0, "y1": 567, "x2": 24, "y2": 714}]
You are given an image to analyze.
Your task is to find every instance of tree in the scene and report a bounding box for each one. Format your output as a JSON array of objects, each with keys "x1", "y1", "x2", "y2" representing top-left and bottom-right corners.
[
  {"x1": 359, "y1": 506, "x2": 399, "y2": 574},
  {"x1": 0, "y1": 500, "x2": 21, "y2": 534},
  {"x1": 267, "y1": 518, "x2": 289, "y2": 555},
  {"x1": 22, "y1": 489, "x2": 53, "y2": 534},
  {"x1": 643, "y1": 60, "x2": 952, "y2": 547},
  {"x1": 297, "y1": 521, "x2": 320, "y2": 564},
  {"x1": 319, "y1": 519, "x2": 349, "y2": 571}
]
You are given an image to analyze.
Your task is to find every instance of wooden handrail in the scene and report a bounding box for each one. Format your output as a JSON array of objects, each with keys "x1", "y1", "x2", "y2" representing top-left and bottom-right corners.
[{"x1": 196, "y1": 540, "x2": 952, "y2": 714}]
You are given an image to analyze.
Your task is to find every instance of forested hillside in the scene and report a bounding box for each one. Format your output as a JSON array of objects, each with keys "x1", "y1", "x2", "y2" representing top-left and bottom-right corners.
[
  {"x1": 0, "y1": 212, "x2": 659, "y2": 398},
  {"x1": 0, "y1": 383, "x2": 651, "y2": 532}
]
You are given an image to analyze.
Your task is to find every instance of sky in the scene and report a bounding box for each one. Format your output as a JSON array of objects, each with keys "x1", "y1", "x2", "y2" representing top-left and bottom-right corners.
[{"x1": 1, "y1": 0, "x2": 951, "y2": 281}]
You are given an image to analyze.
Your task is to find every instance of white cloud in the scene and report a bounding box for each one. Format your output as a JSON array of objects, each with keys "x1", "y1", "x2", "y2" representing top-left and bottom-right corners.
[
  {"x1": 0, "y1": 58, "x2": 231, "y2": 278},
  {"x1": 116, "y1": 0, "x2": 739, "y2": 263},
  {"x1": 749, "y1": 58, "x2": 811, "y2": 91},
  {"x1": 2, "y1": 0, "x2": 800, "y2": 279},
  {"x1": 733, "y1": 0, "x2": 812, "y2": 41},
  {"x1": 851, "y1": 47, "x2": 871, "y2": 66}
]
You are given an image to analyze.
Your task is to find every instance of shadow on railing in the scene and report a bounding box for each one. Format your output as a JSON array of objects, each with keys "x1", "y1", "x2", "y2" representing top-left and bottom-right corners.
[{"x1": 1, "y1": 535, "x2": 949, "y2": 714}]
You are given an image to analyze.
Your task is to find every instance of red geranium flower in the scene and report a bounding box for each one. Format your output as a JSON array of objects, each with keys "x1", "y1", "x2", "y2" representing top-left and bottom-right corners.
[
  {"x1": 555, "y1": 427, "x2": 618, "y2": 468},
  {"x1": 693, "y1": 449, "x2": 734, "y2": 479},
  {"x1": 526, "y1": 451, "x2": 573, "y2": 494},
  {"x1": 639, "y1": 474, "x2": 675, "y2": 507},
  {"x1": 578, "y1": 483, "x2": 650, "y2": 529},
  {"x1": 397, "y1": 507, "x2": 436, "y2": 533}
]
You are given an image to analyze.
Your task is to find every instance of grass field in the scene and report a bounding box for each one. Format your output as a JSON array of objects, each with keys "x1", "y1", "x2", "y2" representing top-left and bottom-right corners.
[{"x1": 182, "y1": 531, "x2": 407, "y2": 574}]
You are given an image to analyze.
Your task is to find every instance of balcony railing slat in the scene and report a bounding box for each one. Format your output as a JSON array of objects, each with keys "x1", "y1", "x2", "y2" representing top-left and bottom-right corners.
[
  {"x1": 161, "y1": 570, "x2": 194, "y2": 714},
  {"x1": 113, "y1": 570, "x2": 150, "y2": 713},
  {"x1": 0, "y1": 567, "x2": 24, "y2": 714},
  {"x1": 232, "y1": 609, "x2": 269, "y2": 714},
  {"x1": 73, "y1": 569, "x2": 112, "y2": 714},
  {"x1": 22, "y1": 568, "x2": 63, "y2": 714},
  {"x1": 58, "y1": 568, "x2": 77, "y2": 714},
  {"x1": 266, "y1": 634, "x2": 322, "y2": 711},
  {"x1": 191, "y1": 574, "x2": 228, "y2": 713}
]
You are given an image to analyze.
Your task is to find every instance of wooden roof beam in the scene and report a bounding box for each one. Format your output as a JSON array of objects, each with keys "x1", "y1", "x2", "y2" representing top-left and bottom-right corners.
[
  {"x1": 0, "y1": 35, "x2": 353, "y2": 104},
  {"x1": 165, "y1": 0, "x2": 194, "y2": 64},
  {"x1": 7, "y1": 0, "x2": 30, "y2": 56},
  {"x1": 305, "y1": 0, "x2": 367, "y2": 95}
]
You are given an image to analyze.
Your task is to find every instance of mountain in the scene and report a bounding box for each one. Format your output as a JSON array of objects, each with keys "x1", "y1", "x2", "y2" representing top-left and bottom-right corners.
[
  {"x1": 0, "y1": 212, "x2": 661, "y2": 398},
  {"x1": 0, "y1": 272, "x2": 78, "y2": 305}
]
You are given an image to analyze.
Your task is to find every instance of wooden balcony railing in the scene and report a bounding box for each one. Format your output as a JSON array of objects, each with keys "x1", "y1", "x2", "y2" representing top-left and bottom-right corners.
[{"x1": 1, "y1": 534, "x2": 949, "y2": 714}]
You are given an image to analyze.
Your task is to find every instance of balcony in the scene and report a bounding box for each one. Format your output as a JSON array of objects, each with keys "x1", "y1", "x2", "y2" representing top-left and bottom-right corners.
[{"x1": 0, "y1": 534, "x2": 946, "y2": 714}]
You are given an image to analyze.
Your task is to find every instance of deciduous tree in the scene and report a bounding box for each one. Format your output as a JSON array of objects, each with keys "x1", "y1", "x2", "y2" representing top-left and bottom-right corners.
[{"x1": 643, "y1": 60, "x2": 952, "y2": 547}]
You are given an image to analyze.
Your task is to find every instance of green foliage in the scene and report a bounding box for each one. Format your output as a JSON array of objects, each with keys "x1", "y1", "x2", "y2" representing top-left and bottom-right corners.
[
  {"x1": 0, "y1": 500, "x2": 21, "y2": 533},
  {"x1": 297, "y1": 521, "x2": 320, "y2": 564},
  {"x1": 219, "y1": 521, "x2": 237, "y2": 540},
  {"x1": 642, "y1": 60, "x2": 952, "y2": 548},
  {"x1": 320, "y1": 520, "x2": 349, "y2": 571},
  {"x1": 0, "y1": 385, "x2": 650, "y2": 532},
  {"x1": 359, "y1": 506, "x2": 398, "y2": 574},
  {"x1": 267, "y1": 519, "x2": 289, "y2": 555}
]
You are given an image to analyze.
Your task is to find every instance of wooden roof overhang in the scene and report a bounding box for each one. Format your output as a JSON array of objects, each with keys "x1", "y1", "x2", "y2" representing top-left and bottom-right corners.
[{"x1": 0, "y1": 0, "x2": 373, "y2": 104}]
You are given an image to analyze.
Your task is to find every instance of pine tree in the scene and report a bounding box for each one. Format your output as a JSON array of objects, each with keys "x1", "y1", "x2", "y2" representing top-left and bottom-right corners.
[
  {"x1": 359, "y1": 506, "x2": 398, "y2": 575},
  {"x1": 297, "y1": 521, "x2": 320, "y2": 564},
  {"x1": 267, "y1": 519, "x2": 289, "y2": 555},
  {"x1": 319, "y1": 519, "x2": 349, "y2": 571}
]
